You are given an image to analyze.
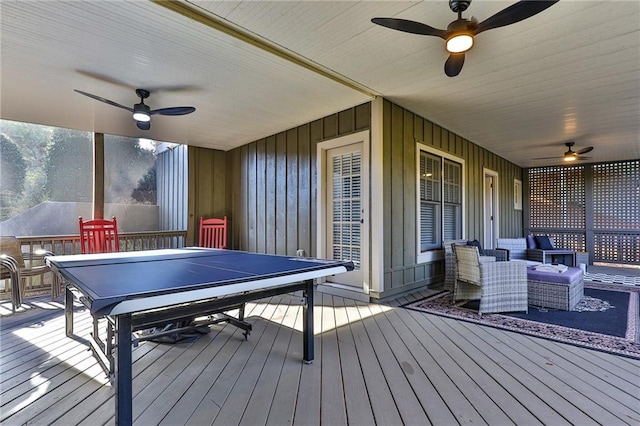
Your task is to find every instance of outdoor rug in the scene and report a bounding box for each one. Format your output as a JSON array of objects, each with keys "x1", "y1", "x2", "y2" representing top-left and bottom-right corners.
[{"x1": 403, "y1": 281, "x2": 640, "y2": 360}]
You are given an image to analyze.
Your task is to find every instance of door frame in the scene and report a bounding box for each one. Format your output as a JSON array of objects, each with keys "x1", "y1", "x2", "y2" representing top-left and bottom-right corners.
[
  {"x1": 317, "y1": 130, "x2": 370, "y2": 297},
  {"x1": 483, "y1": 168, "x2": 499, "y2": 249}
]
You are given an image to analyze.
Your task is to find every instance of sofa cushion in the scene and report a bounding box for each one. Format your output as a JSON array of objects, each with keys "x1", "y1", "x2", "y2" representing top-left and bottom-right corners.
[
  {"x1": 526, "y1": 234, "x2": 538, "y2": 249},
  {"x1": 527, "y1": 266, "x2": 583, "y2": 285},
  {"x1": 535, "y1": 235, "x2": 554, "y2": 250}
]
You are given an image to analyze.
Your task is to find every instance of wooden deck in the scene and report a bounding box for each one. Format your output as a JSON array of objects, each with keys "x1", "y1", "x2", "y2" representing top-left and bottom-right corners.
[{"x1": 1, "y1": 289, "x2": 639, "y2": 425}]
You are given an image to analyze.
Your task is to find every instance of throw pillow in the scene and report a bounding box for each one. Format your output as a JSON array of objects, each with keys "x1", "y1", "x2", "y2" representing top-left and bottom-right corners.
[
  {"x1": 535, "y1": 235, "x2": 554, "y2": 250},
  {"x1": 526, "y1": 234, "x2": 538, "y2": 249},
  {"x1": 467, "y1": 239, "x2": 483, "y2": 251}
]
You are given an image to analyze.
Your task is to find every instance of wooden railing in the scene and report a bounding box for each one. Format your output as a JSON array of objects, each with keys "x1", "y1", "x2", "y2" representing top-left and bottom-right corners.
[{"x1": 1, "y1": 230, "x2": 187, "y2": 300}]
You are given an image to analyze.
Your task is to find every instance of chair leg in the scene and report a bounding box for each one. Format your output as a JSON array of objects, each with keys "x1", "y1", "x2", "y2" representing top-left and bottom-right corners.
[
  {"x1": 13, "y1": 276, "x2": 24, "y2": 313},
  {"x1": 51, "y1": 274, "x2": 61, "y2": 300}
]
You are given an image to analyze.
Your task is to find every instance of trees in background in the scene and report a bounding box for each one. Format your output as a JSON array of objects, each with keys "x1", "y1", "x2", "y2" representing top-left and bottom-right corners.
[
  {"x1": 0, "y1": 120, "x2": 157, "y2": 223},
  {"x1": 0, "y1": 134, "x2": 26, "y2": 220}
]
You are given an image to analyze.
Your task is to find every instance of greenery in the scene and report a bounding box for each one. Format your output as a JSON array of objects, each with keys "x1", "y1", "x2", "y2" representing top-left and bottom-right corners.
[
  {"x1": 0, "y1": 120, "x2": 157, "y2": 222},
  {"x1": 0, "y1": 133, "x2": 27, "y2": 220}
]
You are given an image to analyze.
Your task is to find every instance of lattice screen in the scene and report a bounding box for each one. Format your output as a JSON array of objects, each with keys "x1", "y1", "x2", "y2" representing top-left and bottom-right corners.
[
  {"x1": 593, "y1": 161, "x2": 640, "y2": 230},
  {"x1": 529, "y1": 161, "x2": 640, "y2": 264},
  {"x1": 528, "y1": 165, "x2": 585, "y2": 229},
  {"x1": 593, "y1": 161, "x2": 640, "y2": 263}
]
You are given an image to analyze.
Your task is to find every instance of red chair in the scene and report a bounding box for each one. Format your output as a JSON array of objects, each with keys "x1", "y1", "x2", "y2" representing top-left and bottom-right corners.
[
  {"x1": 79, "y1": 216, "x2": 120, "y2": 254},
  {"x1": 199, "y1": 216, "x2": 228, "y2": 249}
]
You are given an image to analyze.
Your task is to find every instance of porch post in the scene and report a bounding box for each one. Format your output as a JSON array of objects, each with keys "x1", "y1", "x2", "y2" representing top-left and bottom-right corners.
[{"x1": 93, "y1": 132, "x2": 104, "y2": 219}]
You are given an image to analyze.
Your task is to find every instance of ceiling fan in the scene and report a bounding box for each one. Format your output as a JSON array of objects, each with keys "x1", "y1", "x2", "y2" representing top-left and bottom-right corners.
[
  {"x1": 371, "y1": 0, "x2": 558, "y2": 77},
  {"x1": 534, "y1": 142, "x2": 594, "y2": 162},
  {"x1": 74, "y1": 88, "x2": 195, "y2": 130}
]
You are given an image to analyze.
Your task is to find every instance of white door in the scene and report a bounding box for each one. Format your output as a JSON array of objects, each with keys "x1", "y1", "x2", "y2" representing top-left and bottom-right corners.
[{"x1": 323, "y1": 142, "x2": 368, "y2": 289}]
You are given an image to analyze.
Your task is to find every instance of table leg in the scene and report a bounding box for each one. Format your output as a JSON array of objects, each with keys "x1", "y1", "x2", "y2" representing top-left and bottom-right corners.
[
  {"x1": 115, "y1": 313, "x2": 133, "y2": 426},
  {"x1": 302, "y1": 279, "x2": 314, "y2": 364},
  {"x1": 65, "y1": 285, "x2": 73, "y2": 336}
]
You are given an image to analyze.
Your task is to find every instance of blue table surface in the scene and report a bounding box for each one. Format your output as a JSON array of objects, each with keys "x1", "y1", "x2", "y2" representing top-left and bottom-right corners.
[{"x1": 49, "y1": 249, "x2": 353, "y2": 300}]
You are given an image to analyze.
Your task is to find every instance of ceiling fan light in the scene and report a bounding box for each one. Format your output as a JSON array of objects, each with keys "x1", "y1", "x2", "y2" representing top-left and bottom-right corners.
[
  {"x1": 563, "y1": 152, "x2": 577, "y2": 162},
  {"x1": 446, "y1": 33, "x2": 473, "y2": 53},
  {"x1": 133, "y1": 103, "x2": 151, "y2": 122}
]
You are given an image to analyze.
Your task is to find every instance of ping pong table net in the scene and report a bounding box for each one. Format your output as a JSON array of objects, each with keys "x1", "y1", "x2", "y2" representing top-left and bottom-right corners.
[
  {"x1": 198, "y1": 216, "x2": 228, "y2": 249},
  {"x1": 78, "y1": 216, "x2": 120, "y2": 254}
]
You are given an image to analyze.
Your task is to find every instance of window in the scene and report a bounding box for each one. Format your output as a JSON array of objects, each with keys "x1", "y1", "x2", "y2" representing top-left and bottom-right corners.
[{"x1": 417, "y1": 143, "x2": 464, "y2": 262}]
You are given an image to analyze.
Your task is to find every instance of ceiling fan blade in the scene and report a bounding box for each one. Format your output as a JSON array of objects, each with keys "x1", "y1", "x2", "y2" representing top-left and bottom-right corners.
[
  {"x1": 74, "y1": 89, "x2": 133, "y2": 112},
  {"x1": 444, "y1": 53, "x2": 465, "y2": 77},
  {"x1": 136, "y1": 121, "x2": 151, "y2": 131},
  {"x1": 150, "y1": 106, "x2": 196, "y2": 116},
  {"x1": 371, "y1": 18, "x2": 447, "y2": 39},
  {"x1": 577, "y1": 156, "x2": 592, "y2": 160},
  {"x1": 76, "y1": 70, "x2": 135, "y2": 89},
  {"x1": 474, "y1": 0, "x2": 558, "y2": 35},
  {"x1": 576, "y1": 146, "x2": 593, "y2": 155}
]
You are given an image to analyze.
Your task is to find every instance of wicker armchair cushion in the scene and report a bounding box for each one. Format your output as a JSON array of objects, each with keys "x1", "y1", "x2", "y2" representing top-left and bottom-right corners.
[{"x1": 526, "y1": 235, "x2": 537, "y2": 249}]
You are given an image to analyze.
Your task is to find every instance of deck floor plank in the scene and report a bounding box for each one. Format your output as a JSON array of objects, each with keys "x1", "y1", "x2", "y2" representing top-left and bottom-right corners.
[
  {"x1": 340, "y1": 298, "x2": 405, "y2": 426},
  {"x1": 373, "y1": 306, "x2": 460, "y2": 425},
  {"x1": 390, "y1": 306, "x2": 541, "y2": 425},
  {"x1": 361, "y1": 301, "x2": 433, "y2": 425},
  {"x1": 237, "y1": 298, "x2": 298, "y2": 426},
  {"x1": 332, "y1": 296, "x2": 377, "y2": 426},
  {"x1": 465, "y1": 319, "x2": 624, "y2": 425},
  {"x1": 156, "y1": 324, "x2": 244, "y2": 425},
  {"x1": 2, "y1": 290, "x2": 640, "y2": 426},
  {"x1": 184, "y1": 297, "x2": 275, "y2": 425},
  {"x1": 210, "y1": 296, "x2": 296, "y2": 426},
  {"x1": 318, "y1": 293, "x2": 348, "y2": 426},
  {"x1": 474, "y1": 319, "x2": 640, "y2": 423}
]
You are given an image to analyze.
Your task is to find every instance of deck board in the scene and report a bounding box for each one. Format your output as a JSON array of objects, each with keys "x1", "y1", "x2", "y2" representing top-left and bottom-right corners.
[{"x1": 1, "y1": 291, "x2": 639, "y2": 426}]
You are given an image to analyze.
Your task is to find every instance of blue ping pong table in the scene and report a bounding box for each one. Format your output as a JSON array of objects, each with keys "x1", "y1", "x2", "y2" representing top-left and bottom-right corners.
[{"x1": 47, "y1": 248, "x2": 353, "y2": 425}]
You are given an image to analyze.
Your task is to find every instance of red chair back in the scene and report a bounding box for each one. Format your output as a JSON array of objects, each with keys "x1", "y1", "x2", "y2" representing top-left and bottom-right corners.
[
  {"x1": 79, "y1": 216, "x2": 120, "y2": 254},
  {"x1": 199, "y1": 216, "x2": 227, "y2": 249}
]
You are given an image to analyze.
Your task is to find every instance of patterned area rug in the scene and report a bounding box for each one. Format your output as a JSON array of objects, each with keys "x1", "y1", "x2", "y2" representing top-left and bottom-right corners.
[{"x1": 403, "y1": 281, "x2": 640, "y2": 360}]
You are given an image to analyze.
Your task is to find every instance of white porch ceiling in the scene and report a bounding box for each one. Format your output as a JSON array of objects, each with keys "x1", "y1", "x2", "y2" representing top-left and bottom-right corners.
[{"x1": 1, "y1": 0, "x2": 638, "y2": 167}]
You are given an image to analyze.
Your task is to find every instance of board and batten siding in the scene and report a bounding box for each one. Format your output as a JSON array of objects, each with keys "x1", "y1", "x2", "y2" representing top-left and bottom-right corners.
[
  {"x1": 188, "y1": 103, "x2": 371, "y2": 253},
  {"x1": 188, "y1": 99, "x2": 522, "y2": 300},
  {"x1": 157, "y1": 144, "x2": 188, "y2": 232},
  {"x1": 229, "y1": 104, "x2": 371, "y2": 255},
  {"x1": 187, "y1": 145, "x2": 228, "y2": 245},
  {"x1": 380, "y1": 99, "x2": 523, "y2": 299}
]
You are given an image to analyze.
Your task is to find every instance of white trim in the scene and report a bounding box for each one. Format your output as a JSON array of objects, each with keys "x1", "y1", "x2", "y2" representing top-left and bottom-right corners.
[
  {"x1": 316, "y1": 130, "x2": 370, "y2": 294},
  {"x1": 415, "y1": 143, "x2": 466, "y2": 264},
  {"x1": 317, "y1": 282, "x2": 370, "y2": 303},
  {"x1": 370, "y1": 97, "x2": 384, "y2": 294},
  {"x1": 483, "y1": 168, "x2": 500, "y2": 249}
]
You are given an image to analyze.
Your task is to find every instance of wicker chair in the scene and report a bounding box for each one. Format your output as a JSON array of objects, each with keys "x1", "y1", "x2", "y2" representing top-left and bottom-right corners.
[
  {"x1": 496, "y1": 238, "x2": 543, "y2": 266},
  {"x1": 0, "y1": 236, "x2": 58, "y2": 312},
  {"x1": 443, "y1": 240, "x2": 507, "y2": 291},
  {"x1": 453, "y1": 245, "x2": 528, "y2": 315}
]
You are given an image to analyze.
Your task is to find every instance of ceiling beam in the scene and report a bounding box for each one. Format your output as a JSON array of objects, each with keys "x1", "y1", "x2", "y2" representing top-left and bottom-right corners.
[{"x1": 152, "y1": 0, "x2": 377, "y2": 99}]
